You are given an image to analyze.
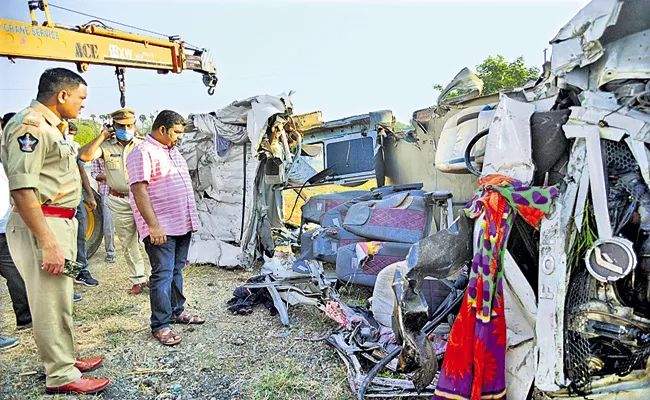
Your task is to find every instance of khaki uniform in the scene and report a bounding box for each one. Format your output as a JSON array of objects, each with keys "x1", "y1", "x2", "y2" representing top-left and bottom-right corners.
[
  {"x1": 0, "y1": 100, "x2": 82, "y2": 387},
  {"x1": 91, "y1": 136, "x2": 149, "y2": 284}
]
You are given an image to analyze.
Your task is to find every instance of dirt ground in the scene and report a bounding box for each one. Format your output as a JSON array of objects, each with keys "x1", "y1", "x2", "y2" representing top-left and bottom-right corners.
[{"x1": 0, "y1": 246, "x2": 358, "y2": 400}]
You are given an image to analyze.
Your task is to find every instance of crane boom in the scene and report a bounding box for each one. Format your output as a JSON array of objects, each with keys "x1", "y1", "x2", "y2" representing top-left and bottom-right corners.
[{"x1": 0, "y1": 0, "x2": 218, "y2": 105}]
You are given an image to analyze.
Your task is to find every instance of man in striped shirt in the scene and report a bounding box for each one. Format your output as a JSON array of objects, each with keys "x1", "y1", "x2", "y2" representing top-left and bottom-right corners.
[
  {"x1": 90, "y1": 158, "x2": 116, "y2": 263},
  {"x1": 126, "y1": 110, "x2": 204, "y2": 346}
]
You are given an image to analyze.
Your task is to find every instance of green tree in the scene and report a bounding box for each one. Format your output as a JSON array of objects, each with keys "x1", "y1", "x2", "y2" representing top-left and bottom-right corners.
[
  {"x1": 476, "y1": 55, "x2": 539, "y2": 95},
  {"x1": 73, "y1": 124, "x2": 96, "y2": 147},
  {"x1": 434, "y1": 55, "x2": 539, "y2": 100}
]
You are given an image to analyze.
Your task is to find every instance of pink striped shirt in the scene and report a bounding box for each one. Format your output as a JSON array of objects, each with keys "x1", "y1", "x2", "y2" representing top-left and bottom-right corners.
[
  {"x1": 126, "y1": 135, "x2": 198, "y2": 241},
  {"x1": 90, "y1": 158, "x2": 109, "y2": 196}
]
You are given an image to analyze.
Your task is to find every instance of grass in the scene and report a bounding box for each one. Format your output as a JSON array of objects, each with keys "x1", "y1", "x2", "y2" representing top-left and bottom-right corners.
[
  {"x1": 338, "y1": 283, "x2": 373, "y2": 307},
  {"x1": 0, "y1": 237, "x2": 375, "y2": 399},
  {"x1": 377, "y1": 369, "x2": 405, "y2": 379},
  {"x1": 568, "y1": 201, "x2": 598, "y2": 269},
  {"x1": 78, "y1": 303, "x2": 134, "y2": 319},
  {"x1": 252, "y1": 363, "x2": 319, "y2": 400},
  {"x1": 108, "y1": 335, "x2": 123, "y2": 347},
  {"x1": 250, "y1": 360, "x2": 350, "y2": 400}
]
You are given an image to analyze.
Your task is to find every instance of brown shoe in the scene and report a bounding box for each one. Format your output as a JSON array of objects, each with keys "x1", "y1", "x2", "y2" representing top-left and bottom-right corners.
[
  {"x1": 171, "y1": 311, "x2": 206, "y2": 325},
  {"x1": 128, "y1": 283, "x2": 145, "y2": 295},
  {"x1": 75, "y1": 357, "x2": 103, "y2": 372},
  {"x1": 153, "y1": 328, "x2": 182, "y2": 346},
  {"x1": 45, "y1": 376, "x2": 110, "y2": 395}
]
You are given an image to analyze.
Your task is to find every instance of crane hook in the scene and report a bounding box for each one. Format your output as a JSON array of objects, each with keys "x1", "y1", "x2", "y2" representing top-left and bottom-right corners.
[
  {"x1": 115, "y1": 67, "x2": 127, "y2": 108},
  {"x1": 202, "y1": 73, "x2": 217, "y2": 96}
]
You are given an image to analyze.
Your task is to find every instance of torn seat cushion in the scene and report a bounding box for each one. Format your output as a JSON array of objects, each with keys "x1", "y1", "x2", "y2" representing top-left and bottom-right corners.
[
  {"x1": 296, "y1": 227, "x2": 365, "y2": 265},
  {"x1": 307, "y1": 186, "x2": 427, "y2": 228},
  {"x1": 343, "y1": 192, "x2": 427, "y2": 244},
  {"x1": 311, "y1": 227, "x2": 365, "y2": 264},
  {"x1": 301, "y1": 191, "x2": 369, "y2": 224},
  {"x1": 319, "y1": 191, "x2": 381, "y2": 227},
  {"x1": 336, "y1": 242, "x2": 412, "y2": 287}
]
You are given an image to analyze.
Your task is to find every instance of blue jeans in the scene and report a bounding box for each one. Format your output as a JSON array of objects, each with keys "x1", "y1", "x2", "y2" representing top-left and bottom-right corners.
[
  {"x1": 144, "y1": 232, "x2": 191, "y2": 333},
  {"x1": 0, "y1": 233, "x2": 32, "y2": 326},
  {"x1": 75, "y1": 201, "x2": 88, "y2": 270}
]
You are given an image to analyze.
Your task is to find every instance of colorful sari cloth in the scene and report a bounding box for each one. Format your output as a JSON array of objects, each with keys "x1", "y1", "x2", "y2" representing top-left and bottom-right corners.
[{"x1": 434, "y1": 174, "x2": 558, "y2": 400}]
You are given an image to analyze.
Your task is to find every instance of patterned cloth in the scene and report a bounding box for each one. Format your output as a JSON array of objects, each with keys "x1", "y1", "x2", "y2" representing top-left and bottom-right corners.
[
  {"x1": 434, "y1": 174, "x2": 558, "y2": 400},
  {"x1": 126, "y1": 135, "x2": 198, "y2": 241},
  {"x1": 90, "y1": 158, "x2": 109, "y2": 196}
]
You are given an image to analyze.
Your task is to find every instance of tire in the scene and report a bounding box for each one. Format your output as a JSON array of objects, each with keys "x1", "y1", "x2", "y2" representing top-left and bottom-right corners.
[{"x1": 84, "y1": 189, "x2": 104, "y2": 259}]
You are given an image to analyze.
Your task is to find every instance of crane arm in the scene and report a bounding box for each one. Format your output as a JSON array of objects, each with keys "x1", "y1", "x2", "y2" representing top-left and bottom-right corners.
[{"x1": 0, "y1": 1, "x2": 218, "y2": 105}]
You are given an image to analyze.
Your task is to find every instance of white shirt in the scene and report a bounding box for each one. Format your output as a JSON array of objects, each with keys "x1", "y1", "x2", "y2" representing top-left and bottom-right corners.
[{"x1": 0, "y1": 161, "x2": 10, "y2": 234}]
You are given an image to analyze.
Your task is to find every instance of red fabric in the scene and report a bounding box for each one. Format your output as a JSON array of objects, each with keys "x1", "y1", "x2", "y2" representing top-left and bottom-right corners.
[
  {"x1": 435, "y1": 174, "x2": 558, "y2": 400},
  {"x1": 14, "y1": 205, "x2": 76, "y2": 219},
  {"x1": 108, "y1": 188, "x2": 127, "y2": 198}
]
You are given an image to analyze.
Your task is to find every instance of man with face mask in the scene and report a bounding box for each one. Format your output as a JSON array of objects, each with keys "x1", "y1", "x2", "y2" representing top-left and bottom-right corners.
[
  {"x1": 0, "y1": 68, "x2": 109, "y2": 394},
  {"x1": 78, "y1": 109, "x2": 149, "y2": 294}
]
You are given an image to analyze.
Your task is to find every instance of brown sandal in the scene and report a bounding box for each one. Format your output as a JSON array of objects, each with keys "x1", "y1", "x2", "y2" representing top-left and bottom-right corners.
[
  {"x1": 153, "y1": 328, "x2": 182, "y2": 346},
  {"x1": 171, "y1": 312, "x2": 205, "y2": 325}
]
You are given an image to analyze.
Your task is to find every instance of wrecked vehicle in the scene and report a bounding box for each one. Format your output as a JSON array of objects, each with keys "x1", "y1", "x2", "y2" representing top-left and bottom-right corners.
[
  {"x1": 286, "y1": 0, "x2": 650, "y2": 398},
  {"x1": 182, "y1": 0, "x2": 650, "y2": 398},
  {"x1": 369, "y1": 0, "x2": 650, "y2": 398},
  {"x1": 179, "y1": 94, "x2": 302, "y2": 268}
]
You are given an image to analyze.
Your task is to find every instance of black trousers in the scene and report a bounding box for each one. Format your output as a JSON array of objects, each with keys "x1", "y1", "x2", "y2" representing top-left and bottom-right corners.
[{"x1": 0, "y1": 232, "x2": 32, "y2": 327}]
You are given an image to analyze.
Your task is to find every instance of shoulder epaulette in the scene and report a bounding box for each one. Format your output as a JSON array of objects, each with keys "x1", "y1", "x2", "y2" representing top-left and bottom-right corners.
[{"x1": 22, "y1": 111, "x2": 43, "y2": 128}]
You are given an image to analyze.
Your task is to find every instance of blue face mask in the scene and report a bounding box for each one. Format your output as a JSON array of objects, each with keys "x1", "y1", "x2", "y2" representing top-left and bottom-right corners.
[{"x1": 115, "y1": 128, "x2": 135, "y2": 141}]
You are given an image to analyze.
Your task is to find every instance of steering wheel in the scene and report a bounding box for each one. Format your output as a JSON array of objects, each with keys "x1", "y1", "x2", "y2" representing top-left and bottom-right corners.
[{"x1": 464, "y1": 128, "x2": 489, "y2": 177}]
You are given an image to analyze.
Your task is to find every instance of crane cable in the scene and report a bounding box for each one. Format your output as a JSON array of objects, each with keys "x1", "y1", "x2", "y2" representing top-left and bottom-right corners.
[{"x1": 47, "y1": 3, "x2": 202, "y2": 50}]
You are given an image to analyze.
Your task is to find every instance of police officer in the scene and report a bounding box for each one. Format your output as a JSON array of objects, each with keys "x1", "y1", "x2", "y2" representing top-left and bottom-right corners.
[
  {"x1": 79, "y1": 109, "x2": 149, "y2": 294},
  {"x1": 0, "y1": 68, "x2": 109, "y2": 394}
]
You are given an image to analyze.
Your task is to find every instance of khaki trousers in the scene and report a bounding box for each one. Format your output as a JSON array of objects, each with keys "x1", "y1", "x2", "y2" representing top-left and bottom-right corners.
[
  {"x1": 6, "y1": 212, "x2": 82, "y2": 387},
  {"x1": 107, "y1": 195, "x2": 149, "y2": 284}
]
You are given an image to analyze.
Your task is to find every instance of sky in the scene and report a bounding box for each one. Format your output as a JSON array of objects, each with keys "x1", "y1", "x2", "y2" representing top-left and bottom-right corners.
[{"x1": 0, "y1": 0, "x2": 591, "y2": 123}]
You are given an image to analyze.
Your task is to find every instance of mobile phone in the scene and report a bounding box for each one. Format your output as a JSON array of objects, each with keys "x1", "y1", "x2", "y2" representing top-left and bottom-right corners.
[{"x1": 61, "y1": 259, "x2": 84, "y2": 279}]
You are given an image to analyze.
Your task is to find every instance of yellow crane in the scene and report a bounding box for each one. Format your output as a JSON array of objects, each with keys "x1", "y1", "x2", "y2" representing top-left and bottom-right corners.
[
  {"x1": 0, "y1": 0, "x2": 218, "y2": 106},
  {"x1": 1, "y1": 0, "x2": 219, "y2": 256}
]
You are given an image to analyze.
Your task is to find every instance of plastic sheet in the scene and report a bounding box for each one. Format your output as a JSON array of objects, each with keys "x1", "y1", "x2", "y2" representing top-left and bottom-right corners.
[{"x1": 482, "y1": 96, "x2": 536, "y2": 184}]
